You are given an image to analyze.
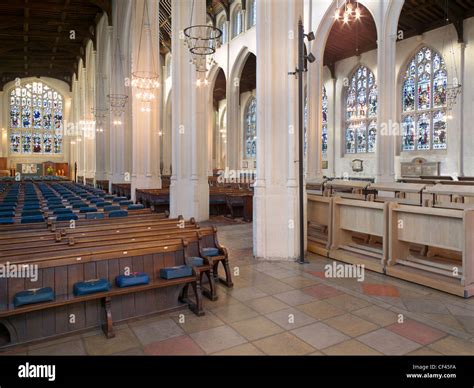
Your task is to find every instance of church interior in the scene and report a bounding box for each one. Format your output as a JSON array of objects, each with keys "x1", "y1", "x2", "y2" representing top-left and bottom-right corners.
[{"x1": 0, "y1": 0, "x2": 474, "y2": 364}]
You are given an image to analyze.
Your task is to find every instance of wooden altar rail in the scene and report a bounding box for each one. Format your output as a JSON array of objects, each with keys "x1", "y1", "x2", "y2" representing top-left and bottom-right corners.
[{"x1": 111, "y1": 183, "x2": 131, "y2": 199}]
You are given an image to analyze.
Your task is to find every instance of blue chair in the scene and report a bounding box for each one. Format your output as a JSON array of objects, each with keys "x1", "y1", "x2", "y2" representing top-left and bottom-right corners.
[
  {"x1": 21, "y1": 210, "x2": 43, "y2": 217},
  {"x1": 21, "y1": 215, "x2": 45, "y2": 224},
  {"x1": 0, "y1": 218, "x2": 14, "y2": 225},
  {"x1": 108, "y1": 210, "x2": 128, "y2": 218},
  {"x1": 96, "y1": 202, "x2": 112, "y2": 208},
  {"x1": 56, "y1": 214, "x2": 78, "y2": 221},
  {"x1": 104, "y1": 205, "x2": 121, "y2": 212},
  {"x1": 128, "y1": 204, "x2": 145, "y2": 210},
  {"x1": 86, "y1": 213, "x2": 104, "y2": 220},
  {"x1": 79, "y1": 207, "x2": 97, "y2": 213},
  {"x1": 112, "y1": 197, "x2": 128, "y2": 202},
  {"x1": 53, "y1": 208, "x2": 73, "y2": 215}
]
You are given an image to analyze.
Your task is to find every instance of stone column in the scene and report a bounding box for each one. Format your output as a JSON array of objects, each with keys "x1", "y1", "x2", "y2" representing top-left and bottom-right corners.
[
  {"x1": 169, "y1": 0, "x2": 209, "y2": 221},
  {"x1": 130, "y1": 0, "x2": 162, "y2": 201},
  {"x1": 253, "y1": 0, "x2": 303, "y2": 260}
]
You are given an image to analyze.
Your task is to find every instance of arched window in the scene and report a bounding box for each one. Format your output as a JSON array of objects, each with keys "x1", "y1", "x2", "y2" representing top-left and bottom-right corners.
[
  {"x1": 248, "y1": 0, "x2": 256, "y2": 28},
  {"x1": 345, "y1": 65, "x2": 377, "y2": 154},
  {"x1": 9, "y1": 81, "x2": 63, "y2": 154},
  {"x1": 401, "y1": 47, "x2": 447, "y2": 151},
  {"x1": 244, "y1": 97, "x2": 257, "y2": 159},
  {"x1": 217, "y1": 16, "x2": 227, "y2": 44},
  {"x1": 232, "y1": 5, "x2": 243, "y2": 39}
]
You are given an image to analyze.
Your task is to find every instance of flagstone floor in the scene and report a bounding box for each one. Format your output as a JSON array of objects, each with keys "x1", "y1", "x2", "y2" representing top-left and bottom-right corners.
[{"x1": 2, "y1": 219, "x2": 474, "y2": 356}]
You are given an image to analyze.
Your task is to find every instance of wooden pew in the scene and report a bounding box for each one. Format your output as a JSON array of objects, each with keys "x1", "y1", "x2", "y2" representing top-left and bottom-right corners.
[
  {"x1": 306, "y1": 178, "x2": 327, "y2": 196},
  {"x1": 325, "y1": 180, "x2": 369, "y2": 200},
  {"x1": 424, "y1": 184, "x2": 474, "y2": 208},
  {"x1": 370, "y1": 182, "x2": 426, "y2": 206},
  {"x1": 387, "y1": 203, "x2": 474, "y2": 297},
  {"x1": 329, "y1": 197, "x2": 387, "y2": 273}
]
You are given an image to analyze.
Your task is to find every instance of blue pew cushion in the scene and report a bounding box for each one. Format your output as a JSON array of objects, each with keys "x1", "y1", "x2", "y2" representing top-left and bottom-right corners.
[
  {"x1": 53, "y1": 208, "x2": 72, "y2": 215},
  {"x1": 119, "y1": 200, "x2": 133, "y2": 206},
  {"x1": 56, "y1": 214, "x2": 78, "y2": 221},
  {"x1": 13, "y1": 287, "x2": 55, "y2": 307},
  {"x1": 96, "y1": 202, "x2": 112, "y2": 208},
  {"x1": 90, "y1": 198, "x2": 103, "y2": 204},
  {"x1": 128, "y1": 204, "x2": 144, "y2": 210},
  {"x1": 86, "y1": 213, "x2": 104, "y2": 220},
  {"x1": 115, "y1": 273, "x2": 150, "y2": 288},
  {"x1": 187, "y1": 257, "x2": 204, "y2": 266},
  {"x1": 73, "y1": 279, "x2": 110, "y2": 296},
  {"x1": 112, "y1": 197, "x2": 128, "y2": 202},
  {"x1": 201, "y1": 247, "x2": 220, "y2": 257},
  {"x1": 108, "y1": 210, "x2": 128, "y2": 218},
  {"x1": 104, "y1": 205, "x2": 120, "y2": 212},
  {"x1": 21, "y1": 215, "x2": 45, "y2": 223},
  {"x1": 79, "y1": 207, "x2": 97, "y2": 213},
  {"x1": 21, "y1": 210, "x2": 43, "y2": 217},
  {"x1": 0, "y1": 211, "x2": 15, "y2": 218},
  {"x1": 0, "y1": 218, "x2": 14, "y2": 225},
  {"x1": 160, "y1": 265, "x2": 193, "y2": 280},
  {"x1": 48, "y1": 204, "x2": 66, "y2": 210},
  {"x1": 104, "y1": 195, "x2": 114, "y2": 200},
  {"x1": 72, "y1": 203, "x2": 87, "y2": 209}
]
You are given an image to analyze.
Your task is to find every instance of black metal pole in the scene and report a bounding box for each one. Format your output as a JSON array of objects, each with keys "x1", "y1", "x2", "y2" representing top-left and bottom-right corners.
[{"x1": 297, "y1": 20, "x2": 306, "y2": 264}]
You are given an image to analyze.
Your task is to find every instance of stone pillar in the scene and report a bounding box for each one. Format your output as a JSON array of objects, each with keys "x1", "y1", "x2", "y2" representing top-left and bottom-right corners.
[
  {"x1": 253, "y1": 0, "x2": 303, "y2": 260},
  {"x1": 226, "y1": 72, "x2": 240, "y2": 170},
  {"x1": 169, "y1": 0, "x2": 209, "y2": 221},
  {"x1": 130, "y1": 0, "x2": 161, "y2": 201}
]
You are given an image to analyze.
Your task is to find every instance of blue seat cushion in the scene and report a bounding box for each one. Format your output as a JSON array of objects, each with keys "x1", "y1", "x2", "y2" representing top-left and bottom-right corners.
[
  {"x1": 72, "y1": 203, "x2": 87, "y2": 209},
  {"x1": 112, "y1": 197, "x2": 128, "y2": 202},
  {"x1": 160, "y1": 265, "x2": 193, "y2": 280},
  {"x1": 73, "y1": 279, "x2": 110, "y2": 296},
  {"x1": 128, "y1": 204, "x2": 144, "y2": 210},
  {"x1": 21, "y1": 210, "x2": 42, "y2": 217},
  {"x1": 0, "y1": 218, "x2": 14, "y2": 225},
  {"x1": 210, "y1": 199, "x2": 226, "y2": 205},
  {"x1": 48, "y1": 204, "x2": 65, "y2": 210},
  {"x1": 86, "y1": 213, "x2": 104, "y2": 220},
  {"x1": 96, "y1": 202, "x2": 112, "y2": 208},
  {"x1": 0, "y1": 211, "x2": 15, "y2": 218},
  {"x1": 53, "y1": 208, "x2": 72, "y2": 215},
  {"x1": 0, "y1": 206, "x2": 16, "y2": 212},
  {"x1": 13, "y1": 287, "x2": 55, "y2": 307},
  {"x1": 56, "y1": 214, "x2": 78, "y2": 221},
  {"x1": 23, "y1": 204, "x2": 40, "y2": 209},
  {"x1": 104, "y1": 205, "x2": 120, "y2": 212},
  {"x1": 115, "y1": 273, "x2": 150, "y2": 288},
  {"x1": 202, "y1": 247, "x2": 220, "y2": 257},
  {"x1": 104, "y1": 195, "x2": 114, "y2": 200},
  {"x1": 119, "y1": 200, "x2": 133, "y2": 206},
  {"x1": 90, "y1": 198, "x2": 103, "y2": 204},
  {"x1": 188, "y1": 257, "x2": 204, "y2": 266},
  {"x1": 79, "y1": 207, "x2": 97, "y2": 213},
  {"x1": 108, "y1": 210, "x2": 128, "y2": 218},
  {"x1": 21, "y1": 215, "x2": 45, "y2": 224}
]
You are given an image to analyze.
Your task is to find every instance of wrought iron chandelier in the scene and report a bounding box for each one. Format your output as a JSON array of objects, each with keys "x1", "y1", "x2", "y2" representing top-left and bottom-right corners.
[
  {"x1": 131, "y1": 0, "x2": 160, "y2": 108},
  {"x1": 334, "y1": 0, "x2": 361, "y2": 23},
  {"x1": 184, "y1": 0, "x2": 222, "y2": 72}
]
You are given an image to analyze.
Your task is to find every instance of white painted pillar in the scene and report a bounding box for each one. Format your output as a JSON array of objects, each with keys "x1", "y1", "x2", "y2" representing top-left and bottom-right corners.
[
  {"x1": 162, "y1": 94, "x2": 172, "y2": 176},
  {"x1": 253, "y1": 0, "x2": 303, "y2": 260},
  {"x1": 226, "y1": 73, "x2": 240, "y2": 170},
  {"x1": 170, "y1": 0, "x2": 209, "y2": 221},
  {"x1": 130, "y1": 0, "x2": 161, "y2": 200}
]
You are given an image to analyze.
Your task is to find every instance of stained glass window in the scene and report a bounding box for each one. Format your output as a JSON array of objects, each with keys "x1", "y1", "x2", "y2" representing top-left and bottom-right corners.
[
  {"x1": 9, "y1": 81, "x2": 63, "y2": 154},
  {"x1": 244, "y1": 97, "x2": 257, "y2": 159},
  {"x1": 402, "y1": 47, "x2": 447, "y2": 151},
  {"x1": 345, "y1": 65, "x2": 377, "y2": 153}
]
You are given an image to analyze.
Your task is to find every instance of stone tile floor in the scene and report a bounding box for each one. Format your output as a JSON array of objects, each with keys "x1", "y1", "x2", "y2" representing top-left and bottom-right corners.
[{"x1": 3, "y1": 218, "x2": 474, "y2": 356}]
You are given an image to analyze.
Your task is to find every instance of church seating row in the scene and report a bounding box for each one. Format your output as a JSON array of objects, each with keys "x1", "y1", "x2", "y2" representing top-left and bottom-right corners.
[
  {"x1": 0, "y1": 214, "x2": 233, "y2": 347},
  {"x1": 308, "y1": 191, "x2": 474, "y2": 298}
]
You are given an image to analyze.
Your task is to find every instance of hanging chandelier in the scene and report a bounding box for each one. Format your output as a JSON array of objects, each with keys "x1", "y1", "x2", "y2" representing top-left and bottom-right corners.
[
  {"x1": 184, "y1": 1, "x2": 221, "y2": 72},
  {"x1": 334, "y1": 0, "x2": 361, "y2": 23},
  {"x1": 131, "y1": 1, "x2": 160, "y2": 107}
]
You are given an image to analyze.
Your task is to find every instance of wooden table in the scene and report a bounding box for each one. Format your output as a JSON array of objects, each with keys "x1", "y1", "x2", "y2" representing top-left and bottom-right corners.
[{"x1": 370, "y1": 182, "x2": 426, "y2": 205}]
